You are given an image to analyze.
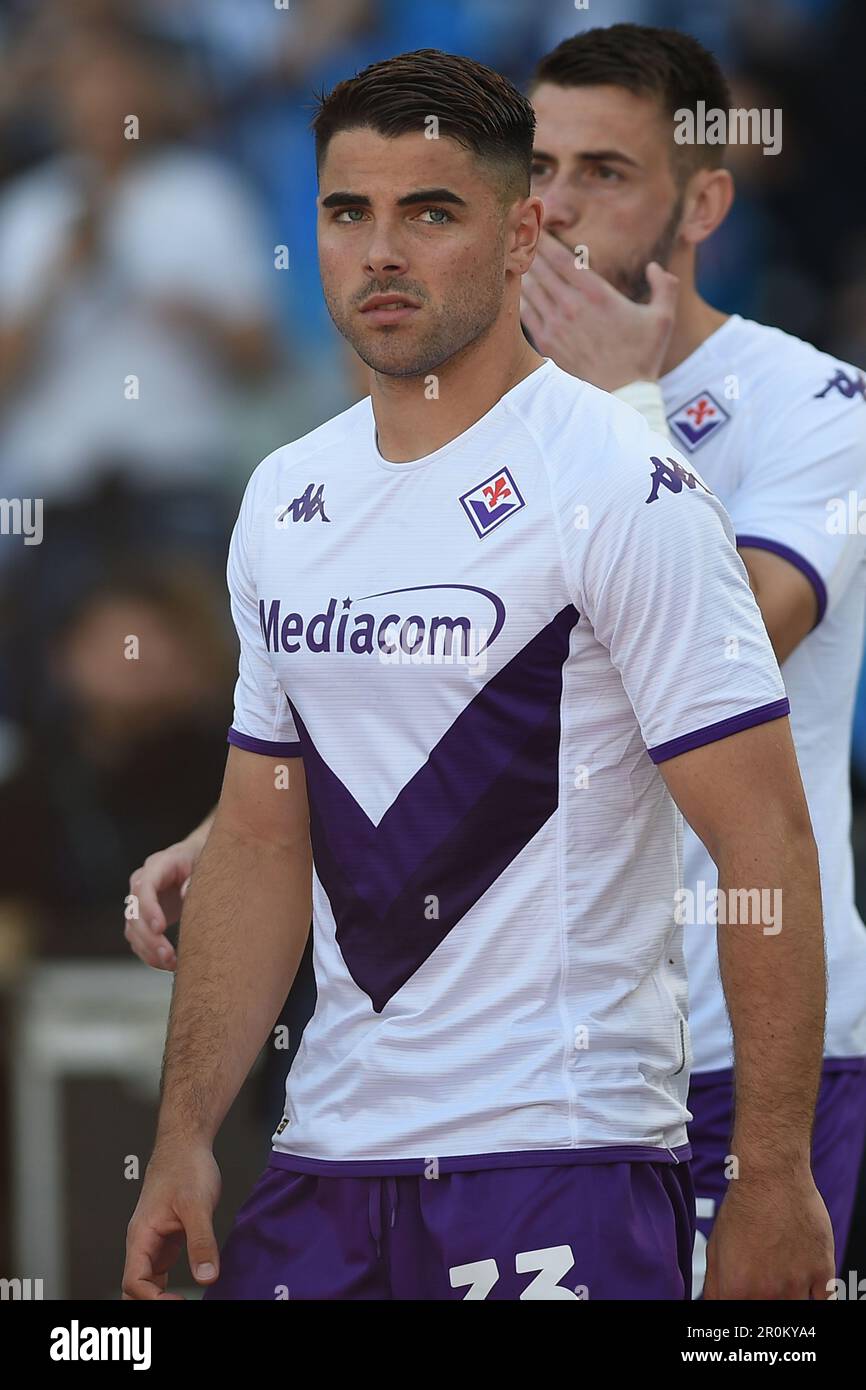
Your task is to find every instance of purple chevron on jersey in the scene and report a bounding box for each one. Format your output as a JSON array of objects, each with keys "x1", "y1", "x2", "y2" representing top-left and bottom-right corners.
[{"x1": 289, "y1": 604, "x2": 578, "y2": 1011}]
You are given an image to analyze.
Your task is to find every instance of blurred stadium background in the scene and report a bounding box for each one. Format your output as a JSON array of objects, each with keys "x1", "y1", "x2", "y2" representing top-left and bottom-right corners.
[{"x1": 1, "y1": 0, "x2": 865, "y2": 1298}]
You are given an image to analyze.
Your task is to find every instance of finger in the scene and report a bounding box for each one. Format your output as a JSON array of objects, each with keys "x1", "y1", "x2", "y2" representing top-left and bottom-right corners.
[
  {"x1": 522, "y1": 259, "x2": 559, "y2": 312},
  {"x1": 180, "y1": 876, "x2": 192, "y2": 901},
  {"x1": 124, "y1": 918, "x2": 159, "y2": 964},
  {"x1": 122, "y1": 1283, "x2": 184, "y2": 1300},
  {"x1": 124, "y1": 919, "x2": 176, "y2": 970},
  {"x1": 520, "y1": 276, "x2": 547, "y2": 320},
  {"x1": 526, "y1": 244, "x2": 575, "y2": 304},
  {"x1": 181, "y1": 1204, "x2": 220, "y2": 1285},
  {"x1": 129, "y1": 866, "x2": 169, "y2": 935},
  {"x1": 645, "y1": 260, "x2": 680, "y2": 317},
  {"x1": 123, "y1": 1227, "x2": 186, "y2": 1301},
  {"x1": 536, "y1": 228, "x2": 588, "y2": 280},
  {"x1": 124, "y1": 1286, "x2": 184, "y2": 1300},
  {"x1": 156, "y1": 942, "x2": 177, "y2": 970},
  {"x1": 538, "y1": 233, "x2": 616, "y2": 304}
]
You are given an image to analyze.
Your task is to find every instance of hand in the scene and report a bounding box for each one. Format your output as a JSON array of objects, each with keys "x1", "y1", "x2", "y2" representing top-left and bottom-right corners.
[
  {"x1": 124, "y1": 837, "x2": 200, "y2": 971},
  {"x1": 520, "y1": 231, "x2": 679, "y2": 390},
  {"x1": 122, "y1": 1143, "x2": 222, "y2": 1300},
  {"x1": 704, "y1": 1170, "x2": 835, "y2": 1299}
]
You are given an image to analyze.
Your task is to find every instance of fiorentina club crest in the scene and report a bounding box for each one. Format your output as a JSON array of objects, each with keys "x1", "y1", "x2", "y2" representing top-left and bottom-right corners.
[
  {"x1": 460, "y1": 466, "x2": 525, "y2": 538},
  {"x1": 667, "y1": 390, "x2": 730, "y2": 452}
]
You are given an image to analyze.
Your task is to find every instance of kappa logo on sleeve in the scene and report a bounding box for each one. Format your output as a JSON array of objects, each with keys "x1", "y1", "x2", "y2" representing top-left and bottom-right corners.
[
  {"x1": 460, "y1": 466, "x2": 525, "y2": 538},
  {"x1": 667, "y1": 390, "x2": 730, "y2": 451},
  {"x1": 814, "y1": 369, "x2": 866, "y2": 402},
  {"x1": 645, "y1": 455, "x2": 713, "y2": 505}
]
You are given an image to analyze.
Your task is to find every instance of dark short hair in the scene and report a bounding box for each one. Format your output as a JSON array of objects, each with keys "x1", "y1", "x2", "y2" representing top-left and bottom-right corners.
[
  {"x1": 312, "y1": 48, "x2": 536, "y2": 200},
  {"x1": 531, "y1": 24, "x2": 732, "y2": 177}
]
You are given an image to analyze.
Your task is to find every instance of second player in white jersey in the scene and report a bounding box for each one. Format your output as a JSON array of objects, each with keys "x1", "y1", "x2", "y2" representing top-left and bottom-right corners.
[{"x1": 662, "y1": 316, "x2": 866, "y2": 1073}]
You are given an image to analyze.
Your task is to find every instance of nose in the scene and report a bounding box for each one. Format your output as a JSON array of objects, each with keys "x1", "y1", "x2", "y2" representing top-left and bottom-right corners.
[
  {"x1": 538, "y1": 177, "x2": 582, "y2": 240},
  {"x1": 363, "y1": 220, "x2": 410, "y2": 280}
]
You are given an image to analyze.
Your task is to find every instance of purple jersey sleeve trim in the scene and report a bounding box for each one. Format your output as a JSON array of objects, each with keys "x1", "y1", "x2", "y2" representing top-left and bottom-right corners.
[
  {"x1": 736, "y1": 533, "x2": 828, "y2": 626},
  {"x1": 227, "y1": 727, "x2": 303, "y2": 757},
  {"x1": 266, "y1": 1142, "x2": 692, "y2": 1176},
  {"x1": 647, "y1": 697, "x2": 791, "y2": 765}
]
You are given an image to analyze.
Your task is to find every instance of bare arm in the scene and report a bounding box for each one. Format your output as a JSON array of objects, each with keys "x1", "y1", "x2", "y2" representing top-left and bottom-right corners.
[
  {"x1": 738, "y1": 546, "x2": 818, "y2": 664},
  {"x1": 660, "y1": 716, "x2": 833, "y2": 1299},
  {"x1": 123, "y1": 745, "x2": 311, "y2": 1298},
  {"x1": 157, "y1": 747, "x2": 311, "y2": 1146}
]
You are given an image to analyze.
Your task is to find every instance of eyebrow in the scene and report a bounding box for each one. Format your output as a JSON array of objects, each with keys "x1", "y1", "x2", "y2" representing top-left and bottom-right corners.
[
  {"x1": 533, "y1": 147, "x2": 640, "y2": 170},
  {"x1": 397, "y1": 188, "x2": 467, "y2": 207},
  {"x1": 320, "y1": 187, "x2": 467, "y2": 210},
  {"x1": 321, "y1": 191, "x2": 371, "y2": 208}
]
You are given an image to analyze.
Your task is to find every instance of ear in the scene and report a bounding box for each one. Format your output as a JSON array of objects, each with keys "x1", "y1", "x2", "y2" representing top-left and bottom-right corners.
[
  {"x1": 678, "y1": 168, "x2": 735, "y2": 249},
  {"x1": 507, "y1": 194, "x2": 544, "y2": 274}
]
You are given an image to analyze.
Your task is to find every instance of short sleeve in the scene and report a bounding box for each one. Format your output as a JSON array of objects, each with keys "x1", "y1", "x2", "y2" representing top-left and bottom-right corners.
[
  {"x1": 565, "y1": 434, "x2": 789, "y2": 764},
  {"x1": 728, "y1": 375, "x2": 866, "y2": 623},
  {"x1": 226, "y1": 475, "x2": 303, "y2": 758}
]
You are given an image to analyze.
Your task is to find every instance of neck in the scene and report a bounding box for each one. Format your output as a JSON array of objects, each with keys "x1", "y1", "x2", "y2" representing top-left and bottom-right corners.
[
  {"x1": 661, "y1": 283, "x2": 729, "y2": 377},
  {"x1": 369, "y1": 309, "x2": 544, "y2": 463}
]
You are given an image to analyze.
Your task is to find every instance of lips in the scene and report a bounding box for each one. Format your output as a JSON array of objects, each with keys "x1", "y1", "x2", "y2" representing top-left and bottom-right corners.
[{"x1": 359, "y1": 294, "x2": 420, "y2": 325}]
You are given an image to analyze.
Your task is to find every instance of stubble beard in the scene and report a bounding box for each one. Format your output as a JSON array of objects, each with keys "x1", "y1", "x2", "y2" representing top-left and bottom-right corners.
[
  {"x1": 611, "y1": 192, "x2": 685, "y2": 303},
  {"x1": 322, "y1": 247, "x2": 507, "y2": 380}
]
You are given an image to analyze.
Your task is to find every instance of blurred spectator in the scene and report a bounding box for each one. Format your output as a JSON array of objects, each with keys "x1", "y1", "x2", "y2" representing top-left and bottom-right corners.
[
  {"x1": 0, "y1": 13, "x2": 279, "y2": 503},
  {"x1": 0, "y1": 558, "x2": 233, "y2": 957}
]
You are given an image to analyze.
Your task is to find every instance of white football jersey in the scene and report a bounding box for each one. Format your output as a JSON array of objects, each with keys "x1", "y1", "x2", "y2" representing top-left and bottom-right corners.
[
  {"x1": 227, "y1": 358, "x2": 787, "y2": 1170},
  {"x1": 663, "y1": 316, "x2": 866, "y2": 1073}
]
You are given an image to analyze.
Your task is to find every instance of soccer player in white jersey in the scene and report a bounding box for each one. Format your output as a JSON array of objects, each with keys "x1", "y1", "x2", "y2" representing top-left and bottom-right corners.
[
  {"x1": 522, "y1": 24, "x2": 866, "y2": 1297},
  {"x1": 122, "y1": 49, "x2": 832, "y2": 1301}
]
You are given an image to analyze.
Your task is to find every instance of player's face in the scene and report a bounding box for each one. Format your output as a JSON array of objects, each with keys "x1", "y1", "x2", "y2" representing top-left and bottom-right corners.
[
  {"x1": 531, "y1": 83, "x2": 684, "y2": 302},
  {"x1": 317, "y1": 128, "x2": 514, "y2": 377}
]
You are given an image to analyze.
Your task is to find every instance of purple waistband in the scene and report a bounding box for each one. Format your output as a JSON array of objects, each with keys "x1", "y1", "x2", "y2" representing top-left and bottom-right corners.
[
  {"x1": 267, "y1": 1142, "x2": 692, "y2": 1177},
  {"x1": 689, "y1": 1054, "x2": 866, "y2": 1090}
]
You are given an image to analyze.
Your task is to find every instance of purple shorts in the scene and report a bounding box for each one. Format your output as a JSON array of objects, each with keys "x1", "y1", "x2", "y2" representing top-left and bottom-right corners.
[
  {"x1": 203, "y1": 1153, "x2": 695, "y2": 1300},
  {"x1": 688, "y1": 1057, "x2": 866, "y2": 1296}
]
